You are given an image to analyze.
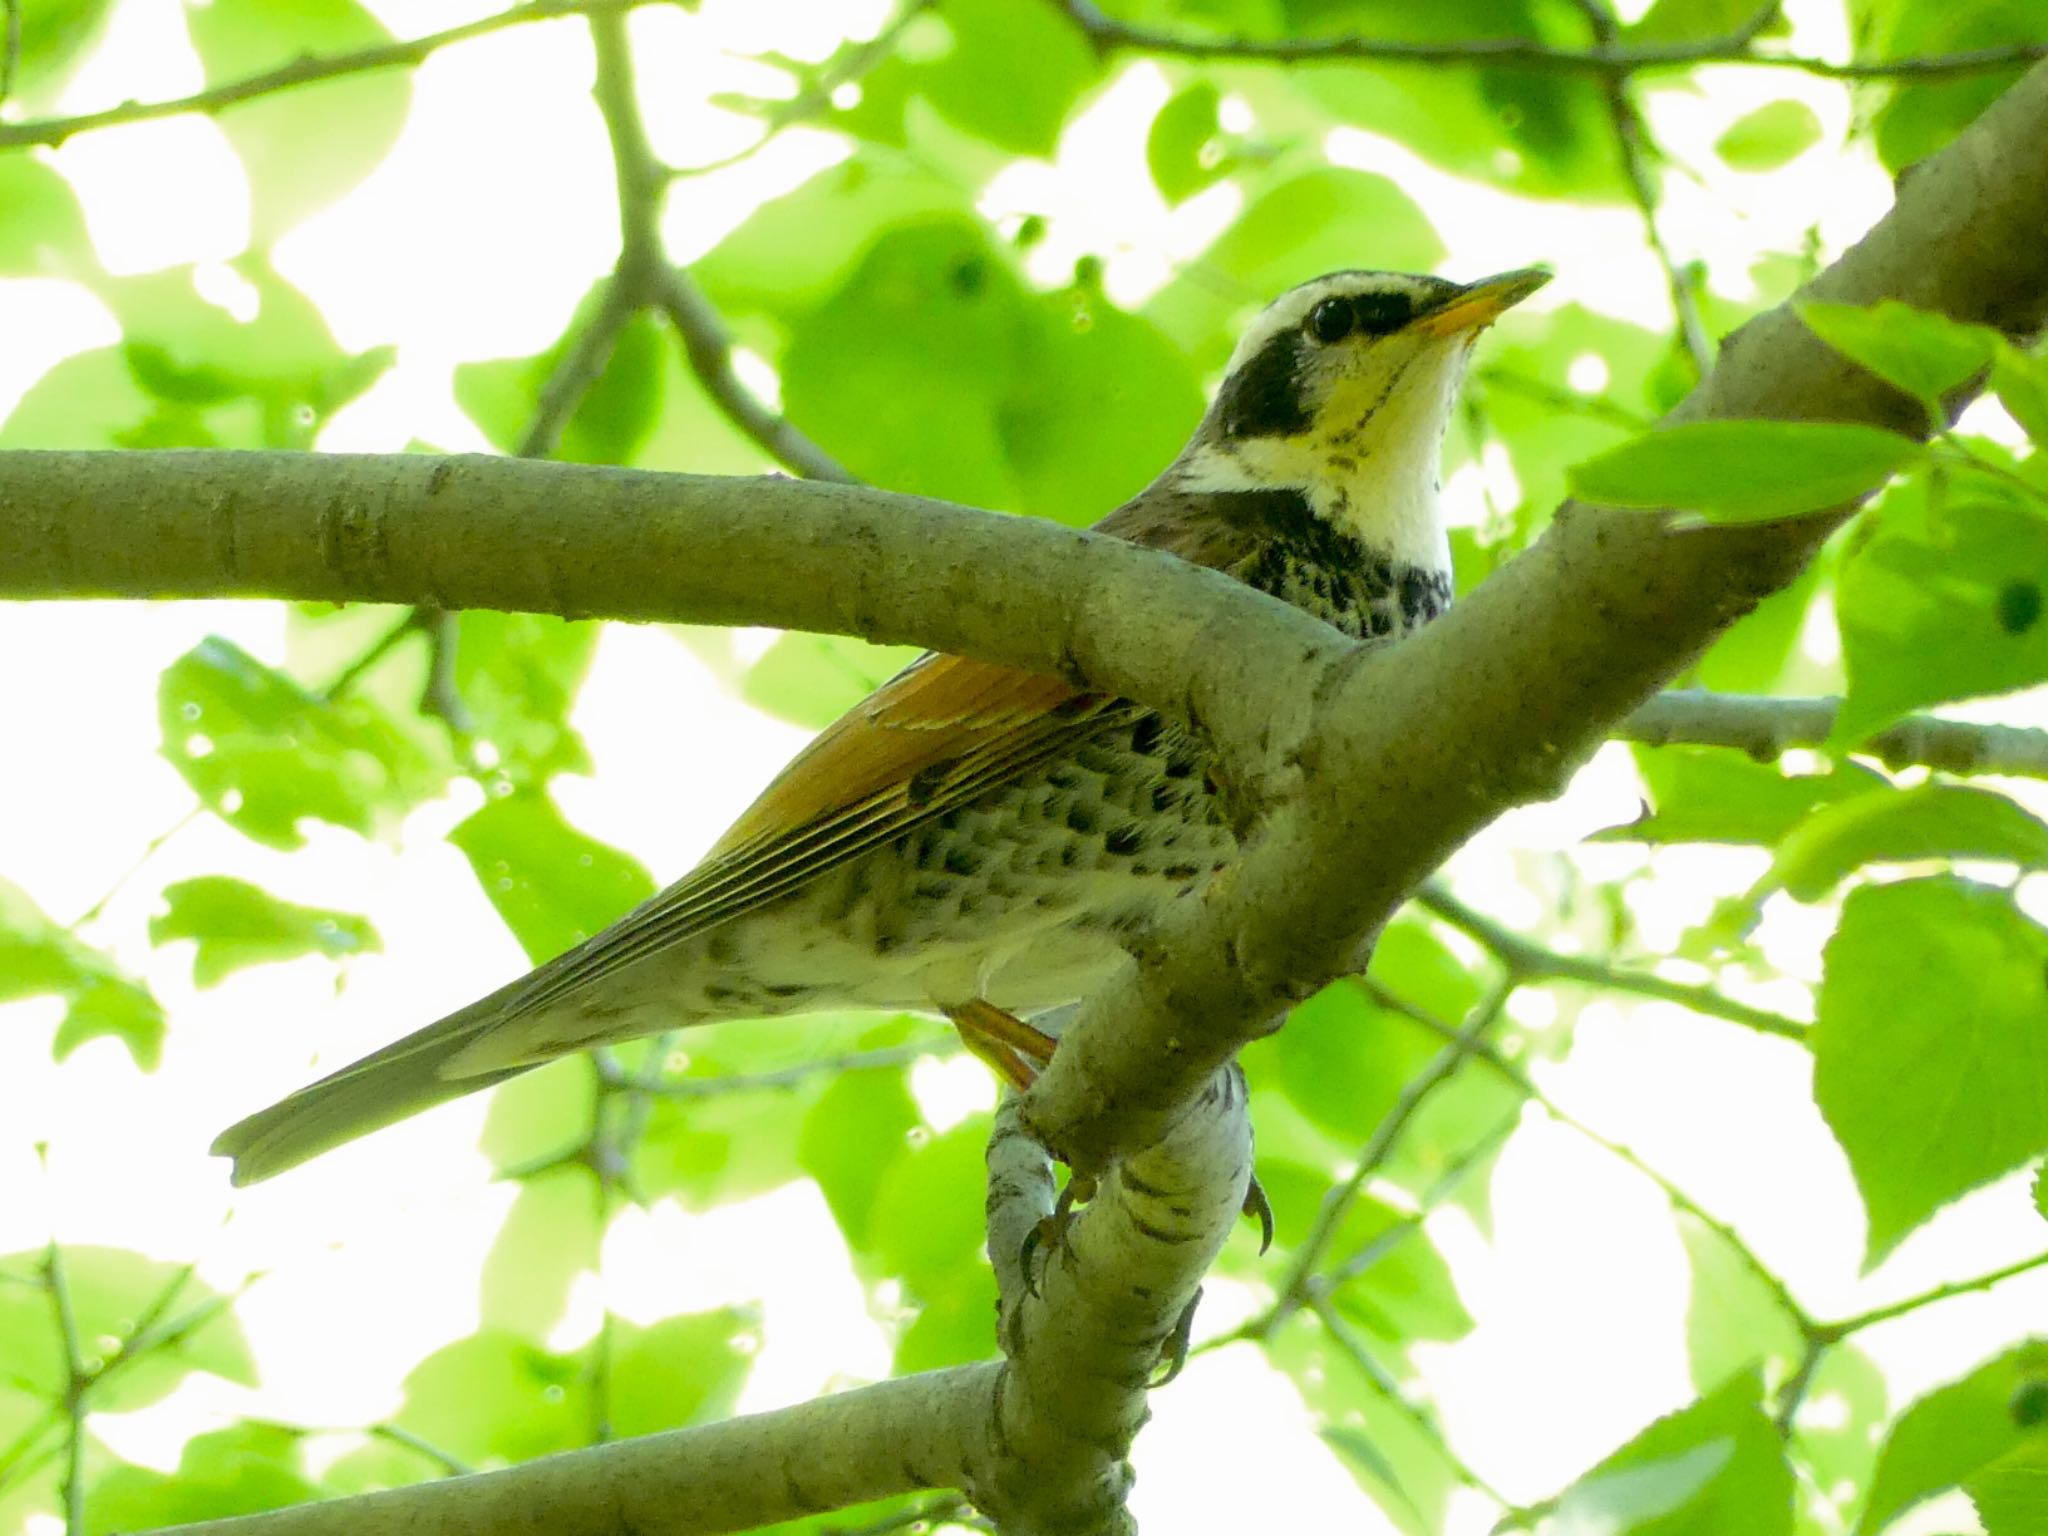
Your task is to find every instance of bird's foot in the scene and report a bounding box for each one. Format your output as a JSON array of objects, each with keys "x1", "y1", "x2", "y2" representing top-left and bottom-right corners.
[
  {"x1": 1243, "y1": 1171, "x2": 1274, "y2": 1255},
  {"x1": 1152, "y1": 1288, "x2": 1204, "y2": 1387},
  {"x1": 1019, "y1": 1168, "x2": 1097, "y2": 1296}
]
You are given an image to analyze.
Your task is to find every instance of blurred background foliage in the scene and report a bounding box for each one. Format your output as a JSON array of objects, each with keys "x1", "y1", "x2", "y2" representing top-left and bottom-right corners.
[{"x1": 2, "y1": 0, "x2": 2048, "y2": 1533}]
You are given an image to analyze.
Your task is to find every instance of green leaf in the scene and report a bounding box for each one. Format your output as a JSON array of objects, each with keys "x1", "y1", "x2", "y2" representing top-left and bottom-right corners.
[
  {"x1": 452, "y1": 612, "x2": 599, "y2": 783},
  {"x1": 3, "y1": 0, "x2": 118, "y2": 106},
  {"x1": 780, "y1": 219, "x2": 1031, "y2": 508},
  {"x1": 0, "y1": 880, "x2": 166, "y2": 1069},
  {"x1": 611, "y1": 1307, "x2": 759, "y2": 1436},
  {"x1": 183, "y1": 0, "x2": 412, "y2": 241},
  {"x1": 87, "y1": 1422, "x2": 316, "y2": 1531},
  {"x1": 1856, "y1": 0, "x2": 2046, "y2": 174},
  {"x1": 1814, "y1": 878, "x2": 2048, "y2": 1267},
  {"x1": 1794, "y1": 1346, "x2": 1890, "y2": 1498},
  {"x1": 1679, "y1": 1215, "x2": 1803, "y2": 1394},
  {"x1": 0, "y1": 1247, "x2": 253, "y2": 1414},
  {"x1": 1993, "y1": 343, "x2": 2048, "y2": 445},
  {"x1": 395, "y1": 1329, "x2": 588, "y2": 1464},
  {"x1": 799, "y1": 1067, "x2": 923, "y2": 1252},
  {"x1": 2036, "y1": 1165, "x2": 2045, "y2": 1222},
  {"x1": 1260, "y1": 980, "x2": 1440, "y2": 1145},
  {"x1": 1973, "y1": 1437, "x2": 2048, "y2": 1536},
  {"x1": 692, "y1": 153, "x2": 971, "y2": 320},
  {"x1": 892, "y1": 1265, "x2": 998, "y2": 1374},
  {"x1": 1267, "y1": 1323, "x2": 1458, "y2": 1535},
  {"x1": 160, "y1": 635, "x2": 442, "y2": 849},
  {"x1": 1599, "y1": 748, "x2": 1885, "y2": 847},
  {"x1": 1629, "y1": 0, "x2": 1788, "y2": 45},
  {"x1": 91, "y1": 258, "x2": 394, "y2": 450},
  {"x1": 1553, "y1": 1372, "x2": 1793, "y2": 1535},
  {"x1": 1714, "y1": 101, "x2": 1823, "y2": 171},
  {"x1": 868, "y1": 1117, "x2": 991, "y2": 1292},
  {"x1": 0, "y1": 348, "x2": 156, "y2": 450},
  {"x1": 447, "y1": 790, "x2": 655, "y2": 966},
  {"x1": 1835, "y1": 486, "x2": 2048, "y2": 741},
  {"x1": 908, "y1": 0, "x2": 1098, "y2": 156},
  {"x1": 743, "y1": 634, "x2": 922, "y2": 731},
  {"x1": 1799, "y1": 300, "x2": 1999, "y2": 415},
  {"x1": 1196, "y1": 168, "x2": 1444, "y2": 304},
  {"x1": 780, "y1": 221, "x2": 1201, "y2": 519},
  {"x1": 455, "y1": 296, "x2": 668, "y2": 465},
  {"x1": 479, "y1": 1167, "x2": 601, "y2": 1342},
  {"x1": 149, "y1": 876, "x2": 378, "y2": 987},
  {"x1": 1259, "y1": 1166, "x2": 1473, "y2": 1344},
  {"x1": 0, "y1": 159, "x2": 95, "y2": 277},
  {"x1": 1570, "y1": 421, "x2": 1922, "y2": 521},
  {"x1": 1858, "y1": 1344, "x2": 2048, "y2": 1534},
  {"x1": 1767, "y1": 784, "x2": 2048, "y2": 901},
  {"x1": 1281, "y1": 0, "x2": 1621, "y2": 200},
  {"x1": 1147, "y1": 83, "x2": 1228, "y2": 204}
]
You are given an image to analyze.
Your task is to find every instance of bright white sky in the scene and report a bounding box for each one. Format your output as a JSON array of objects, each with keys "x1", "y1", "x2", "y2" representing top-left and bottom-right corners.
[{"x1": 0, "y1": 3, "x2": 2043, "y2": 1533}]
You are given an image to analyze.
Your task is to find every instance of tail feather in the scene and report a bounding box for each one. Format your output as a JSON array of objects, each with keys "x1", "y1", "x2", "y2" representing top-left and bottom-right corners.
[{"x1": 211, "y1": 984, "x2": 533, "y2": 1187}]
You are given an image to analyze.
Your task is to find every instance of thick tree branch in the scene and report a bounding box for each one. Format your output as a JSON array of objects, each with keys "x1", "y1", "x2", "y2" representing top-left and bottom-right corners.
[
  {"x1": 159, "y1": 1367, "x2": 1000, "y2": 1536},
  {"x1": 1053, "y1": 0, "x2": 2048, "y2": 82},
  {"x1": 0, "y1": 0, "x2": 661, "y2": 151},
  {"x1": 1016, "y1": 57, "x2": 2048, "y2": 1174}
]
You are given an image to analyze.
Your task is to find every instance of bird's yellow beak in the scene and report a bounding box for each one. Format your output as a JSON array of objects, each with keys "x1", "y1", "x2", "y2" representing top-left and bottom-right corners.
[{"x1": 1415, "y1": 267, "x2": 1552, "y2": 337}]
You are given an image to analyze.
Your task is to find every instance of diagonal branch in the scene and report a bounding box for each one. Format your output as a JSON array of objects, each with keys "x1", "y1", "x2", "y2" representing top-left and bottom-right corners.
[
  {"x1": 1052, "y1": 0, "x2": 2048, "y2": 82},
  {"x1": 0, "y1": 0, "x2": 662, "y2": 151}
]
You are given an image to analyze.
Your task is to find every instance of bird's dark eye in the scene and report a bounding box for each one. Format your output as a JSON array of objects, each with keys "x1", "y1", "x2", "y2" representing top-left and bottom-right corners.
[{"x1": 1306, "y1": 297, "x2": 1354, "y2": 344}]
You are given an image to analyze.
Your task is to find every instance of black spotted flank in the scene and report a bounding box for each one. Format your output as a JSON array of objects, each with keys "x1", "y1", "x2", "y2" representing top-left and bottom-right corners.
[
  {"x1": 1398, "y1": 567, "x2": 1454, "y2": 629},
  {"x1": 1104, "y1": 824, "x2": 1145, "y2": 856},
  {"x1": 1217, "y1": 329, "x2": 1310, "y2": 439}
]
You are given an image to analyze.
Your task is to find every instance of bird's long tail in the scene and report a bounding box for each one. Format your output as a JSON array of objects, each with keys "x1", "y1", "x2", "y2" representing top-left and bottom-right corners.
[{"x1": 210, "y1": 980, "x2": 535, "y2": 1188}]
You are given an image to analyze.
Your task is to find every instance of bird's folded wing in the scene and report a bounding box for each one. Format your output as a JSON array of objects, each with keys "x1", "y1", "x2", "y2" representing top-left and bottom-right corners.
[{"x1": 505, "y1": 653, "x2": 1125, "y2": 1017}]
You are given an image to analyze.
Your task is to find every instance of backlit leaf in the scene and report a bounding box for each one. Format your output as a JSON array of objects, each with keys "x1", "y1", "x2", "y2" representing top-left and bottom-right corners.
[
  {"x1": 447, "y1": 791, "x2": 655, "y2": 966},
  {"x1": 1570, "y1": 421, "x2": 1921, "y2": 521},
  {"x1": 1552, "y1": 1372, "x2": 1793, "y2": 1535},
  {"x1": 1799, "y1": 300, "x2": 1998, "y2": 415},
  {"x1": 1859, "y1": 1345, "x2": 2048, "y2": 1534},
  {"x1": 1714, "y1": 101, "x2": 1823, "y2": 171},
  {"x1": 0, "y1": 879, "x2": 165, "y2": 1069},
  {"x1": 183, "y1": 0, "x2": 412, "y2": 241},
  {"x1": 1767, "y1": 784, "x2": 2048, "y2": 901},
  {"x1": 149, "y1": 876, "x2": 378, "y2": 987},
  {"x1": 1814, "y1": 878, "x2": 2048, "y2": 1267}
]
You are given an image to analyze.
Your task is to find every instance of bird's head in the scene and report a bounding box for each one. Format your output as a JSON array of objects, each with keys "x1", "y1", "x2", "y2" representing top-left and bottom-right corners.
[{"x1": 1174, "y1": 267, "x2": 1550, "y2": 567}]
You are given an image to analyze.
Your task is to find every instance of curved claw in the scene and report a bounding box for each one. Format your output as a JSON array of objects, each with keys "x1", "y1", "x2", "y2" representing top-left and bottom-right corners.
[{"x1": 1242, "y1": 1170, "x2": 1274, "y2": 1255}]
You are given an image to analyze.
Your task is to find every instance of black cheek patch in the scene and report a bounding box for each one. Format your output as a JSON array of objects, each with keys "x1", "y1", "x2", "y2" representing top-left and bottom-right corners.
[{"x1": 1218, "y1": 331, "x2": 1311, "y2": 438}]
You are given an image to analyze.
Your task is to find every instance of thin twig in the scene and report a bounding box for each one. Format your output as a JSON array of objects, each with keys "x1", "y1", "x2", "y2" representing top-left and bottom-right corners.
[
  {"x1": 1308, "y1": 1296, "x2": 1515, "y2": 1509},
  {"x1": 667, "y1": 0, "x2": 941, "y2": 181},
  {"x1": 0, "y1": 0, "x2": 659, "y2": 149},
  {"x1": 1264, "y1": 977, "x2": 1516, "y2": 1335},
  {"x1": 40, "y1": 1243, "x2": 86, "y2": 1536},
  {"x1": 1415, "y1": 882, "x2": 1808, "y2": 1039},
  {"x1": 1052, "y1": 0, "x2": 2048, "y2": 82},
  {"x1": 1387, "y1": 997, "x2": 1817, "y2": 1340},
  {"x1": 1573, "y1": 0, "x2": 1714, "y2": 376},
  {"x1": 585, "y1": 7, "x2": 853, "y2": 482},
  {"x1": 1817, "y1": 1246, "x2": 2048, "y2": 1341},
  {"x1": 1621, "y1": 690, "x2": 2048, "y2": 779},
  {"x1": 1, "y1": 0, "x2": 21, "y2": 112}
]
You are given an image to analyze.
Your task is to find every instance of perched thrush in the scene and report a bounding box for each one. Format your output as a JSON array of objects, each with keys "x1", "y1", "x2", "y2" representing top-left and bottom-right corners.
[{"x1": 214, "y1": 266, "x2": 1549, "y2": 1185}]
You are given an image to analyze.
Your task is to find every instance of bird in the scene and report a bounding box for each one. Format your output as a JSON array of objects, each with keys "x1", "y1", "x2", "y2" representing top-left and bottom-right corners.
[{"x1": 213, "y1": 265, "x2": 1550, "y2": 1186}]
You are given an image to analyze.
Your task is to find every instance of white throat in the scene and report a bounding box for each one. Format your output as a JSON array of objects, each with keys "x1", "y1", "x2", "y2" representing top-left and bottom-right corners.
[{"x1": 1170, "y1": 341, "x2": 1467, "y2": 576}]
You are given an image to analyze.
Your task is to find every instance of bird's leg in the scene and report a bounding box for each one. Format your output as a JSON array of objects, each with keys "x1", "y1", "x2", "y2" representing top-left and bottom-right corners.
[
  {"x1": 947, "y1": 1000, "x2": 1096, "y2": 1289},
  {"x1": 945, "y1": 998, "x2": 1058, "y2": 1090}
]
